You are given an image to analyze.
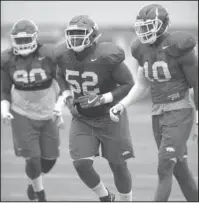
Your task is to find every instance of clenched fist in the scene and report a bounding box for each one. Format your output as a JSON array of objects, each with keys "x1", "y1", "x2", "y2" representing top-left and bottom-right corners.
[{"x1": 109, "y1": 103, "x2": 125, "y2": 122}]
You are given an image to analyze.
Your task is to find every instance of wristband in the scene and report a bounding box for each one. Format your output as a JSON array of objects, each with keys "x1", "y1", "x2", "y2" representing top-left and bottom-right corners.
[
  {"x1": 118, "y1": 102, "x2": 125, "y2": 110},
  {"x1": 62, "y1": 90, "x2": 73, "y2": 100},
  {"x1": 1, "y1": 100, "x2": 10, "y2": 116},
  {"x1": 54, "y1": 95, "x2": 66, "y2": 111},
  {"x1": 101, "y1": 92, "x2": 113, "y2": 104}
]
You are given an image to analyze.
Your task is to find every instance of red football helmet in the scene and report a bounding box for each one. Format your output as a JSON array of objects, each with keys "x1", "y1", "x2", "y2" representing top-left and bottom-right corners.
[
  {"x1": 11, "y1": 19, "x2": 38, "y2": 56},
  {"x1": 65, "y1": 15, "x2": 102, "y2": 52},
  {"x1": 134, "y1": 3, "x2": 170, "y2": 44}
]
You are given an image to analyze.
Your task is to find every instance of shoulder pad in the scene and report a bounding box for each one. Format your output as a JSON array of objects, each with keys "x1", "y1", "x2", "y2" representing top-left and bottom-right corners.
[
  {"x1": 131, "y1": 39, "x2": 141, "y2": 60},
  {"x1": 165, "y1": 32, "x2": 196, "y2": 57},
  {"x1": 54, "y1": 42, "x2": 68, "y2": 59},
  {"x1": 99, "y1": 42, "x2": 125, "y2": 65},
  {"x1": 38, "y1": 44, "x2": 57, "y2": 61},
  {"x1": 54, "y1": 42, "x2": 71, "y2": 64},
  {"x1": 1, "y1": 48, "x2": 13, "y2": 69}
]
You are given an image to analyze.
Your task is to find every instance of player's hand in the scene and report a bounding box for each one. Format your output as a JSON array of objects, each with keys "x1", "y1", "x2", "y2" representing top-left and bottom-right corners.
[
  {"x1": 65, "y1": 97, "x2": 82, "y2": 118},
  {"x1": 192, "y1": 123, "x2": 198, "y2": 141},
  {"x1": 193, "y1": 110, "x2": 198, "y2": 141},
  {"x1": 52, "y1": 109, "x2": 65, "y2": 129},
  {"x1": 1, "y1": 112, "x2": 14, "y2": 125},
  {"x1": 69, "y1": 105, "x2": 82, "y2": 118},
  {"x1": 109, "y1": 103, "x2": 125, "y2": 122},
  {"x1": 77, "y1": 92, "x2": 104, "y2": 109}
]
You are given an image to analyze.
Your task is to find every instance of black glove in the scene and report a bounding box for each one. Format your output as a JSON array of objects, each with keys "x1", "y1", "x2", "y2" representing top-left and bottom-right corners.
[{"x1": 77, "y1": 92, "x2": 105, "y2": 109}]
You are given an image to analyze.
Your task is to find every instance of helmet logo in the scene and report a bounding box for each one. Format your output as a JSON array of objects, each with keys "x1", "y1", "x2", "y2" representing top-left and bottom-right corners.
[
  {"x1": 156, "y1": 8, "x2": 159, "y2": 18},
  {"x1": 16, "y1": 32, "x2": 27, "y2": 37},
  {"x1": 68, "y1": 25, "x2": 78, "y2": 29},
  {"x1": 93, "y1": 21, "x2": 99, "y2": 30}
]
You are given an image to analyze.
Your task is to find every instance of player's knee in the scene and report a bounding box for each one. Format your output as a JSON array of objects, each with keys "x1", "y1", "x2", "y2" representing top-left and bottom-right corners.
[
  {"x1": 25, "y1": 157, "x2": 42, "y2": 180},
  {"x1": 109, "y1": 162, "x2": 132, "y2": 193},
  {"x1": 109, "y1": 162, "x2": 128, "y2": 175},
  {"x1": 157, "y1": 157, "x2": 176, "y2": 180},
  {"x1": 73, "y1": 159, "x2": 94, "y2": 173},
  {"x1": 41, "y1": 158, "x2": 57, "y2": 174},
  {"x1": 173, "y1": 158, "x2": 188, "y2": 179}
]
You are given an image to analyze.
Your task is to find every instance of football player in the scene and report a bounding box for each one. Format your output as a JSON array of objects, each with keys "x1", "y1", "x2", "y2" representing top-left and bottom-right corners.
[
  {"x1": 1, "y1": 19, "x2": 62, "y2": 201},
  {"x1": 53, "y1": 15, "x2": 134, "y2": 201},
  {"x1": 110, "y1": 3, "x2": 198, "y2": 202}
]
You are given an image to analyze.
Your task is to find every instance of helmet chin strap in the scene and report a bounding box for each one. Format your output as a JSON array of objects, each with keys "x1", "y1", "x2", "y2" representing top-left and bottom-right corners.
[
  {"x1": 148, "y1": 37, "x2": 157, "y2": 44},
  {"x1": 13, "y1": 42, "x2": 38, "y2": 56},
  {"x1": 145, "y1": 21, "x2": 168, "y2": 44},
  {"x1": 93, "y1": 33, "x2": 102, "y2": 43},
  {"x1": 72, "y1": 46, "x2": 85, "y2": 52},
  {"x1": 149, "y1": 26, "x2": 168, "y2": 45}
]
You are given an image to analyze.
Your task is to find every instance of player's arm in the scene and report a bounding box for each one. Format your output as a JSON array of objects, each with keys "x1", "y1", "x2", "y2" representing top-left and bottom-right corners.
[
  {"x1": 77, "y1": 63, "x2": 134, "y2": 109},
  {"x1": 54, "y1": 65, "x2": 73, "y2": 111},
  {"x1": 78, "y1": 44, "x2": 134, "y2": 109},
  {"x1": 109, "y1": 62, "x2": 134, "y2": 102},
  {"x1": 78, "y1": 63, "x2": 134, "y2": 108},
  {"x1": 117, "y1": 39, "x2": 150, "y2": 108},
  {"x1": 52, "y1": 45, "x2": 73, "y2": 108},
  {"x1": 82, "y1": 62, "x2": 134, "y2": 103},
  {"x1": 1, "y1": 61, "x2": 14, "y2": 121},
  {"x1": 120, "y1": 66, "x2": 150, "y2": 107},
  {"x1": 180, "y1": 49, "x2": 198, "y2": 124},
  {"x1": 54, "y1": 65, "x2": 82, "y2": 118},
  {"x1": 109, "y1": 66, "x2": 150, "y2": 122}
]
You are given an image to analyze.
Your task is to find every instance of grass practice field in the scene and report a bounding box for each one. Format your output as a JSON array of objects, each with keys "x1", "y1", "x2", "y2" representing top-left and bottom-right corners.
[{"x1": 1, "y1": 100, "x2": 198, "y2": 202}]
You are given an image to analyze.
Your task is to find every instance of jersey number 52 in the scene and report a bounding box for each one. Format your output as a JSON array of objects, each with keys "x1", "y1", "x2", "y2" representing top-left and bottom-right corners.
[
  {"x1": 65, "y1": 70, "x2": 100, "y2": 94},
  {"x1": 143, "y1": 61, "x2": 172, "y2": 82}
]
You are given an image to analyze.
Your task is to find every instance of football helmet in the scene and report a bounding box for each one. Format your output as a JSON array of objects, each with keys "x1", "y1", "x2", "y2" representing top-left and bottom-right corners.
[
  {"x1": 134, "y1": 3, "x2": 170, "y2": 44},
  {"x1": 65, "y1": 15, "x2": 102, "y2": 52},
  {"x1": 11, "y1": 19, "x2": 38, "y2": 56}
]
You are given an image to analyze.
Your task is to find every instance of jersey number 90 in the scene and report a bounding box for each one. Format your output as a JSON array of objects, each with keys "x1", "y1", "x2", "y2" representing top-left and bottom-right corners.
[
  {"x1": 143, "y1": 61, "x2": 172, "y2": 82},
  {"x1": 13, "y1": 68, "x2": 47, "y2": 83}
]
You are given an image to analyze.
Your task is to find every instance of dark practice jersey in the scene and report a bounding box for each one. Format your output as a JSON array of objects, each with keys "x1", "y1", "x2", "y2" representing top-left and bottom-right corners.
[
  {"x1": 1, "y1": 44, "x2": 60, "y2": 120},
  {"x1": 131, "y1": 31, "x2": 196, "y2": 104},
  {"x1": 55, "y1": 42, "x2": 129, "y2": 117}
]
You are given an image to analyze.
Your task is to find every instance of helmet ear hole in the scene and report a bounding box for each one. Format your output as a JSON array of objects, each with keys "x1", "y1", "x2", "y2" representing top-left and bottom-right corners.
[
  {"x1": 157, "y1": 16, "x2": 169, "y2": 36},
  {"x1": 91, "y1": 31, "x2": 97, "y2": 40}
]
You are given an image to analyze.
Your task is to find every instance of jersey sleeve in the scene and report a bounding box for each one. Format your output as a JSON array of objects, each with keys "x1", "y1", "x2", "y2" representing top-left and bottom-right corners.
[
  {"x1": 167, "y1": 31, "x2": 196, "y2": 57},
  {"x1": 111, "y1": 62, "x2": 134, "y2": 102},
  {"x1": 53, "y1": 42, "x2": 69, "y2": 65},
  {"x1": 179, "y1": 49, "x2": 198, "y2": 109},
  {"x1": 1, "y1": 50, "x2": 13, "y2": 102},
  {"x1": 56, "y1": 65, "x2": 71, "y2": 94},
  {"x1": 54, "y1": 44, "x2": 71, "y2": 94},
  {"x1": 131, "y1": 39, "x2": 141, "y2": 60},
  {"x1": 38, "y1": 44, "x2": 58, "y2": 79},
  {"x1": 39, "y1": 43, "x2": 56, "y2": 60},
  {"x1": 102, "y1": 43, "x2": 125, "y2": 65}
]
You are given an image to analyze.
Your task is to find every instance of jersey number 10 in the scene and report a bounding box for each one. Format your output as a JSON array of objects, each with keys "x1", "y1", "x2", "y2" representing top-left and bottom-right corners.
[{"x1": 143, "y1": 61, "x2": 172, "y2": 82}]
